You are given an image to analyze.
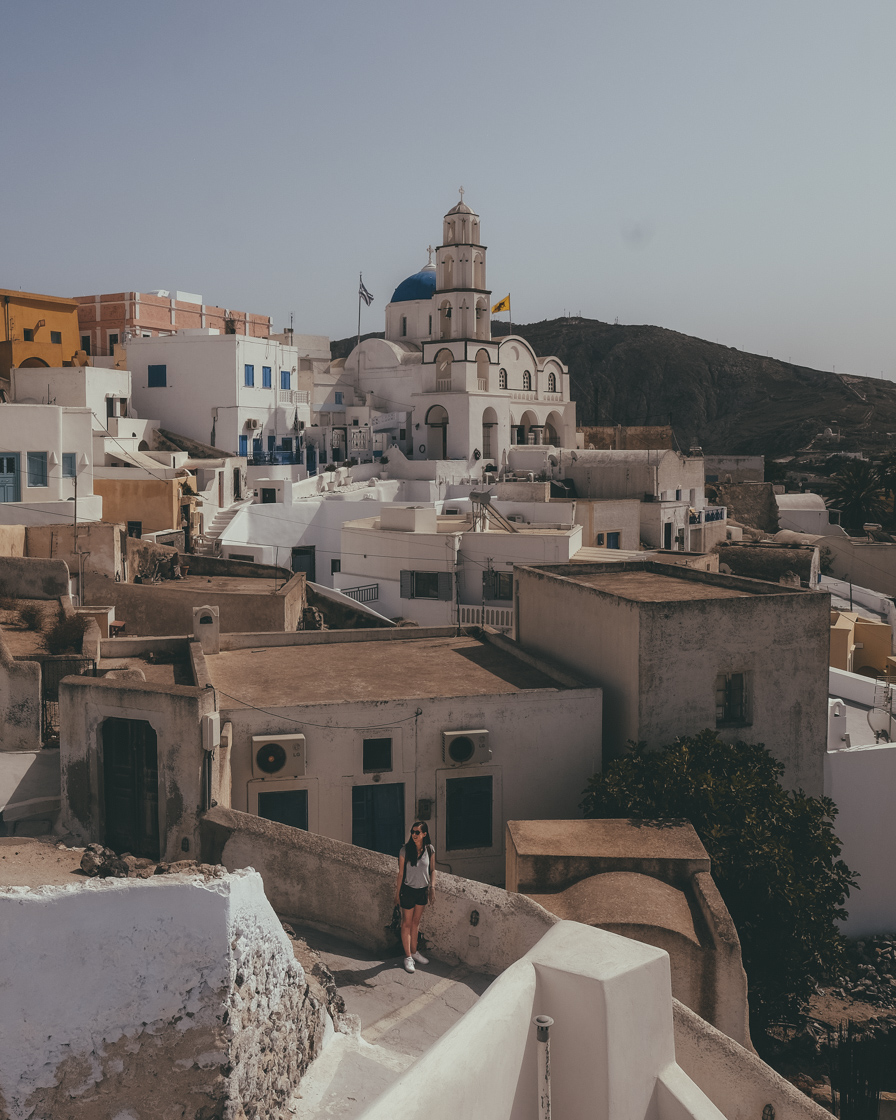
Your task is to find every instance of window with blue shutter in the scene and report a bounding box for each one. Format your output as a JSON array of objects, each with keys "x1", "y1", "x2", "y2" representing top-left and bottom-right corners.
[
  {"x1": 147, "y1": 364, "x2": 166, "y2": 387},
  {"x1": 262, "y1": 366, "x2": 272, "y2": 388},
  {"x1": 239, "y1": 435, "x2": 248, "y2": 457},
  {"x1": 281, "y1": 369, "x2": 290, "y2": 390},
  {"x1": 244, "y1": 364, "x2": 255, "y2": 386}
]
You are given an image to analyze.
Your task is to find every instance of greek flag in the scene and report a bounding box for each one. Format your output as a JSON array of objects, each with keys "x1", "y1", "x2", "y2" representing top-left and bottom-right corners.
[{"x1": 359, "y1": 278, "x2": 374, "y2": 306}]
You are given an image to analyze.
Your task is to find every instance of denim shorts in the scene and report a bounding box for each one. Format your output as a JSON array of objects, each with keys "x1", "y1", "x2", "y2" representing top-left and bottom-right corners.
[{"x1": 399, "y1": 884, "x2": 429, "y2": 910}]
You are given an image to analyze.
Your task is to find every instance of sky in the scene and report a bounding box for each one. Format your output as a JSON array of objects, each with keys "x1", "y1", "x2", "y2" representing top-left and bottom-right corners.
[{"x1": 1, "y1": 0, "x2": 894, "y2": 377}]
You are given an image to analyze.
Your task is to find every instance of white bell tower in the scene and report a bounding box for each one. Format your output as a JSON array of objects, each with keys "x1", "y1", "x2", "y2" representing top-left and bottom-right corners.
[{"x1": 434, "y1": 189, "x2": 491, "y2": 342}]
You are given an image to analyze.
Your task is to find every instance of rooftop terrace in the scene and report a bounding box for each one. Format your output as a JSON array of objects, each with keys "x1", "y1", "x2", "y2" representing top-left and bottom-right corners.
[{"x1": 206, "y1": 634, "x2": 562, "y2": 707}]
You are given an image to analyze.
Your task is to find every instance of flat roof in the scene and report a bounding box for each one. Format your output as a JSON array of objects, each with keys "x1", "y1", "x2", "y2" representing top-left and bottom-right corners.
[
  {"x1": 156, "y1": 574, "x2": 295, "y2": 596},
  {"x1": 507, "y1": 819, "x2": 707, "y2": 862},
  {"x1": 207, "y1": 635, "x2": 563, "y2": 707},
  {"x1": 523, "y1": 561, "x2": 803, "y2": 602},
  {"x1": 559, "y1": 569, "x2": 752, "y2": 602}
]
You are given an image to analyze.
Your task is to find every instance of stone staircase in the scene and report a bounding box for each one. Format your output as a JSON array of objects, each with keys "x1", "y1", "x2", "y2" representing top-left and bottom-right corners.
[{"x1": 195, "y1": 497, "x2": 254, "y2": 555}]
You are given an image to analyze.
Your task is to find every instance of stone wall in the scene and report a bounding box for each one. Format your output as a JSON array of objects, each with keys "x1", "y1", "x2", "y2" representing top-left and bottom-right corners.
[
  {"x1": 0, "y1": 868, "x2": 330, "y2": 1120},
  {"x1": 0, "y1": 629, "x2": 41, "y2": 750},
  {"x1": 0, "y1": 556, "x2": 70, "y2": 600}
]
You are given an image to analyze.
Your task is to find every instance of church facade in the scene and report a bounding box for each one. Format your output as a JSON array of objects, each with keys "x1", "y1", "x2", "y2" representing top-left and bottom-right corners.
[{"x1": 341, "y1": 196, "x2": 578, "y2": 463}]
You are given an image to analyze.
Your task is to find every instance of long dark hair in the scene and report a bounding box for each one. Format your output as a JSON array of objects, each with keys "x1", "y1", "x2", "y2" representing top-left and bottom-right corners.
[{"x1": 404, "y1": 821, "x2": 432, "y2": 866}]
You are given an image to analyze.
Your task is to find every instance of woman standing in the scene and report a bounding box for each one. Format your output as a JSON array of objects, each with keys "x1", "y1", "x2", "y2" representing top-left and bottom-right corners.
[{"x1": 394, "y1": 820, "x2": 435, "y2": 973}]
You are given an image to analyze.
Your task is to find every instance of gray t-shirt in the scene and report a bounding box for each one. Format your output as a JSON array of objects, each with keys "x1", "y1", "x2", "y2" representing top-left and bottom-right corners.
[{"x1": 401, "y1": 846, "x2": 432, "y2": 889}]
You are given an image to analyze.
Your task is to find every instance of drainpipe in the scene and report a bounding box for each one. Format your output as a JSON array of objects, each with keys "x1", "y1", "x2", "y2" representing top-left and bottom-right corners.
[{"x1": 533, "y1": 1014, "x2": 554, "y2": 1120}]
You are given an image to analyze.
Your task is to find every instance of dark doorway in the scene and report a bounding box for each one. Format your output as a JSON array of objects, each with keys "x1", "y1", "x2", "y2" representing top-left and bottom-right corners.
[
  {"x1": 663, "y1": 521, "x2": 673, "y2": 550},
  {"x1": 291, "y1": 545, "x2": 316, "y2": 582},
  {"x1": 261, "y1": 488, "x2": 277, "y2": 504},
  {"x1": 352, "y1": 783, "x2": 404, "y2": 856},
  {"x1": 102, "y1": 718, "x2": 161, "y2": 859},
  {"x1": 233, "y1": 467, "x2": 241, "y2": 500}
]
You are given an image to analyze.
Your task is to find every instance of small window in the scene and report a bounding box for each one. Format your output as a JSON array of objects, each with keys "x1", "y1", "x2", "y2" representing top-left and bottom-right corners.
[
  {"x1": 547, "y1": 372, "x2": 557, "y2": 392},
  {"x1": 244, "y1": 364, "x2": 255, "y2": 386},
  {"x1": 399, "y1": 428, "x2": 406, "y2": 440},
  {"x1": 413, "y1": 571, "x2": 440, "y2": 599},
  {"x1": 428, "y1": 315, "x2": 432, "y2": 334},
  {"x1": 80, "y1": 335, "x2": 91, "y2": 355},
  {"x1": 400, "y1": 570, "x2": 453, "y2": 600},
  {"x1": 62, "y1": 453, "x2": 76, "y2": 478},
  {"x1": 498, "y1": 369, "x2": 507, "y2": 389},
  {"x1": 148, "y1": 364, "x2": 167, "y2": 387},
  {"x1": 715, "y1": 672, "x2": 750, "y2": 726},
  {"x1": 26, "y1": 452, "x2": 48, "y2": 488},
  {"x1": 267, "y1": 435, "x2": 275, "y2": 452},
  {"x1": 401, "y1": 316, "x2": 407, "y2": 337},
  {"x1": 595, "y1": 533, "x2": 605, "y2": 546},
  {"x1": 331, "y1": 558, "x2": 341, "y2": 575},
  {"x1": 262, "y1": 366, "x2": 272, "y2": 388},
  {"x1": 108, "y1": 332, "x2": 119, "y2": 353},
  {"x1": 261, "y1": 488, "x2": 277, "y2": 504},
  {"x1": 23, "y1": 328, "x2": 34, "y2": 342},
  {"x1": 522, "y1": 371, "x2": 532, "y2": 390},
  {"x1": 484, "y1": 571, "x2": 513, "y2": 600},
  {"x1": 50, "y1": 330, "x2": 62, "y2": 345},
  {"x1": 446, "y1": 774, "x2": 493, "y2": 850},
  {"x1": 334, "y1": 391, "x2": 343, "y2": 405},
  {"x1": 606, "y1": 532, "x2": 620, "y2": 549},
  {"x1": 281, "y1": 369, "x2": 290, "y2": 390},
  {"x1": 281, "y1": 437, "x2": 293, "y2": 451},
  {"x1": 363, "y1": 737, "x2": 392, "y2": 772},
  {"x1": 352, "y1": 418, "x2": 359, "y2": 426}
]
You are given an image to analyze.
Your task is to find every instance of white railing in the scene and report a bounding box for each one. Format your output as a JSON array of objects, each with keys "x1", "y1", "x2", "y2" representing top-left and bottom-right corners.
[
  {"x1": 511, "y1": 390, "x2": 536, "y2": 400},
  {"x1": 279, "y1": 390, "x2": 310, "y2": 404},
  {"x1": 542, "y1": 392, "x2": 563, "y2": 402},
  {"x1": 458, "y1": 605, "x2": 514, "y2": 631},
  {"x1": 477, "y1": 378, "x2": 488, "y2": 390},
  {"x1": 436, "y1": 379, "x2": 452, "y2": 392}
]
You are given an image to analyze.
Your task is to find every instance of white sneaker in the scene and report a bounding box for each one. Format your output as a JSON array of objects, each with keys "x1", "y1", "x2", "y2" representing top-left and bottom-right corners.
[
  {"x1": 412, "y1": 951, "x2": 429, "y2": 965},
  {"x1": 403, "y1": 956, "x2": 415, "y2": 973}
]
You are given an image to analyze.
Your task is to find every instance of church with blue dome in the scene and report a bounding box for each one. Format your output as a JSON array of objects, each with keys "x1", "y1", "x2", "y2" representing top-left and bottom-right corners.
[{"x1": 342, "y1": 195, "x2": 577, "y2": 462}]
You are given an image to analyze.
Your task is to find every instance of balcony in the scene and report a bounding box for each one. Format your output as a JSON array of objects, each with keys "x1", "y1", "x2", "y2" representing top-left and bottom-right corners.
[
  {"x1": 279, "y1": 390, "x2": 310, "y2": 405},
  {"x1": 477, "y1": 379, "x2": 488, "y2": 390},
  {"x1": 342, "y1": 584, "x2": 379, "y2": 604},
  {"x1": 436, "y1": 379, "x2": 452, "y2": 392},
  {"x1": 689, "y1": 505, "x2": 727, "y2": 525},
  {"x1": 511, "y1": 390, "x2": 536, "y2": 401}
]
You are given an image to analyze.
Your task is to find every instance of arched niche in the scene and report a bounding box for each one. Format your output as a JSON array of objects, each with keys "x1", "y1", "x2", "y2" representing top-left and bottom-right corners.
[
  {"x1": 439, "y1": 300, "x2": 452, "y2": 340},
  {"x1": 425, "y1": 404, "x2": 449, "y2": 459},
  {"x1": 481, "y1": 406, "x2": 498, "y2": 459},
  {"x1": 475, "y1": 299, "x2": 488, "y2": 339},
  {"x1": 544, "y1": 411, "x2": 563, "y2": 447}
]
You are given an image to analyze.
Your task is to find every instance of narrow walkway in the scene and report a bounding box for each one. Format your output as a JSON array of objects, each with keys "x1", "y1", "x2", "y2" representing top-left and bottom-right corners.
[{"x1": 287, "y1": 924, "x2": 493, "y2": 1118}]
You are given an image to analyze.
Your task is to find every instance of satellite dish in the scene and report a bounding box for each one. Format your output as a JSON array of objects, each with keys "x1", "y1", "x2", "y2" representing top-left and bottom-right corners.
[{"x1": 867, "y1": 708, "x2": 890, "y2": 739}]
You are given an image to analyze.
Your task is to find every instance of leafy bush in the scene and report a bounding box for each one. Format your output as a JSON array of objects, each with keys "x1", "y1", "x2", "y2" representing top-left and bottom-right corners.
[
  {"x1": 18, "y1": 603, "x2": 44, "y2": 630},
  {"x1": 581, "y1": 730, "x2": 856, "y2": 1030},
  {"x1": 45, "y1": 614, "x2": 89, "y2": 655}
]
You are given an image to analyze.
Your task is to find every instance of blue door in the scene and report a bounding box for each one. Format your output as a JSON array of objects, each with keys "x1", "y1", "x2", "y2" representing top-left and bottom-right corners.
[
  {"x1": 238, "y1": 435, "x2": 248, "y2": 457},
  {"x1": 0, "y1": 454, "x2": 20, "y2": 502},
  {"x1": 352, "y1": 783, "x2": 405, "y2": 856}
]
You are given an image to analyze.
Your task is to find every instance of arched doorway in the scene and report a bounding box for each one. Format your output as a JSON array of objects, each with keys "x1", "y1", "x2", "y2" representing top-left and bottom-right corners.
[
  {"x1": 425, "y1": 404, "x2": 449, "y2": 460},
  {"x1": 544, "y1": 411, "x2": 563, "y2": 447},
  {"x1": 518, "y1": 409, "x2": 539, "y2": 445},
  {"x1": 481, "y1": 407, "x2": 498, "y2": 460},
  {"x1": 102, "y1": 718, "x2": 160, "y2": 859},
  {"x1": 476, "y1": 349, "x2": 489, "y2": 390},
  {"x1": 435, "y1": 349, "x2": 453, "y2": 390}
]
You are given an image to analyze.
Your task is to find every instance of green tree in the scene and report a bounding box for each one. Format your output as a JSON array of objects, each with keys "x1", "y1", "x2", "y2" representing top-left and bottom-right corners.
[
  {"x1": 581, "y1": 730, "x2": 856, "y2": 1031},
  {"x1": 874, "y1": 451, "x2": 896, "y2": 522},
  {"x1": 824, "y1": 459, "x2": 887, "y2": 535}
]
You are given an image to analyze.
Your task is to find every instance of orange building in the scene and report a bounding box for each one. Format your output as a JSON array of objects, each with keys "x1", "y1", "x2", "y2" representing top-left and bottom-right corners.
[
  {"x1": 1, "y1": 289, "x2": 85, "y2": 387},
  {"x1": 75, "y1": 290, "x2": 272, "y2": 357}
]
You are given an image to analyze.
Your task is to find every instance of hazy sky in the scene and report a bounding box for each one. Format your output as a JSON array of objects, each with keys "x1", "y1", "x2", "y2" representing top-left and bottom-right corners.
[{"x1": 2, "y1": 1, "x2": 893, "y2": 377}]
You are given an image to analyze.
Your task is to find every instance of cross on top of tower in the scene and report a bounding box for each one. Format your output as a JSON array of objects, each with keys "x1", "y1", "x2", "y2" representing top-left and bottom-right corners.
[
  {"x1": 426, "y1": 245, "x2": 434, "y2": 265},
  {"x1": 458, "y1": 186, "x2": 465, "y2": 202}
]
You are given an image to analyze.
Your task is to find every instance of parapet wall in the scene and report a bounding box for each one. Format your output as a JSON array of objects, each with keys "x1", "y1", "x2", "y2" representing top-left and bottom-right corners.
[
  {"x1": 0, "y1": 555, "x2": 70, "y2": 599},
  {"x1": 200, "y1": 806, "x2": 559, "y2": 975},
  {"x1": 0, "y1": 869, "x2": 327, "y2": 1120}
]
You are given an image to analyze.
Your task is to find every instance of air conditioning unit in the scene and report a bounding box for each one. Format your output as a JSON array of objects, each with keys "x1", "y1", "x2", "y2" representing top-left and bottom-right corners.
[
  {"x1": 245, "y1": 418, "x2": 260, "y2": 430},
  {"x1": 507, "y1": 514, "x2": 526, "y2": 523},
  {"x1": 251, "y1": 734, "x2": 306, "y2": 779},
  {"x1": 442, "y1": 730, "x2": 491, "y2": 767}
]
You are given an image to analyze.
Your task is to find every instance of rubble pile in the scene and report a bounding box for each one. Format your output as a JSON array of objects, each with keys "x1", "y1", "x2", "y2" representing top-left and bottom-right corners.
[
  {"x1": 79, "y1": 843, "x2": 224, "y2": 880},
  {"x1": 828, "y1": 936, "x2": 896, "y2": 1008}
]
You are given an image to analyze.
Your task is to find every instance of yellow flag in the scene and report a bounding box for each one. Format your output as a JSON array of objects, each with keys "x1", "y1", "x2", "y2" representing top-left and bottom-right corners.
[{"x1": 491, "y1": 295, "x2": 510, "y2": 314}]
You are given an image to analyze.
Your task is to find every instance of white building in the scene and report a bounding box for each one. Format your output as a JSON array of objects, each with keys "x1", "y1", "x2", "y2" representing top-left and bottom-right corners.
[
  {"x1": 0, "y1": 403, "x2": 100, "y2": 525},
  {"x1": 124, "y1": 330, "x2": 324, "y2": 461},
  {"x1": 335, "y1": 500, "x2": 582, "y2": 627},
  {"x1": 337, "y1": 197, "x2": 578, "y2": 463},
  {"x1": 775, "y1": 492, "x2": 840, "y2": 535}
]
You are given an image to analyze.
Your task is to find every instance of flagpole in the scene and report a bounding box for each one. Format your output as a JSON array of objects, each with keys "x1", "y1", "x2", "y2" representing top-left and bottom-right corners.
[
  {"x1": 357, "y1": 272, "x2": 362, "y2": 356},
  {"x1": 509, "y1": 295, "x2": 512, "y2": 337}
]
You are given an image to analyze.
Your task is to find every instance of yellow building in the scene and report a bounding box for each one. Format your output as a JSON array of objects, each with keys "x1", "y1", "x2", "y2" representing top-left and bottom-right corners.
[
  {"x1": 830, "y1": 610, "x2": 893, "y2": 675},
  {"x1": 1, "y1": 289, "x2": 85, "y2": 388}
]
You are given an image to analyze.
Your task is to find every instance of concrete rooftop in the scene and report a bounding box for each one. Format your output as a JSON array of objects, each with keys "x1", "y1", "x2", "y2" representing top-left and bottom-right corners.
[
  {"x1": 566, "y1": 569, "x2": 754, "y2": 602},
  {"x1": 161, "y1": 574, "x2": 294, "y2": 596},
  {"x1": 207, "y1": 635, "x2": 562, "y2": 707},
  {"x1": 507, "y1": 818, "x2": 708, "y2": 862}
]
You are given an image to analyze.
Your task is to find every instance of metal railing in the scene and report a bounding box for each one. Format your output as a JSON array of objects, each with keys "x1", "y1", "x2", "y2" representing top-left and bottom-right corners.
[
  {"x1": 342, "y1": 584, "x2": 379, "y2": 604},
  {"x1": 705, "y1": 506, "x2": 726, "y2": 522}
]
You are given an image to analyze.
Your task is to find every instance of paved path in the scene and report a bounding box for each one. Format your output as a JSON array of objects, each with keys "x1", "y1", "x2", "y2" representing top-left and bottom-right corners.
[{"x1": 287, "y1": 924, "x2": 493, "y2": 1118}]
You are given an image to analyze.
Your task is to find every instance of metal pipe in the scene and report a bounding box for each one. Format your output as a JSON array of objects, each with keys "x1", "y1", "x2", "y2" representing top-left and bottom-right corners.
[{"x1": 533, "y1": 1014, "x2": 554, "y2": 1120}]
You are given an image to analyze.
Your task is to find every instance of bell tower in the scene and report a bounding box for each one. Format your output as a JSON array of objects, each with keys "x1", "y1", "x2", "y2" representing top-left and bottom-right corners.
[{"x1": 434, "y1": 189, "x2": 491, "y2": 341}]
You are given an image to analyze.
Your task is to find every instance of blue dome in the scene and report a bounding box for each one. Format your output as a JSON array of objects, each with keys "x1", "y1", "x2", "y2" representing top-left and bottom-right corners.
[{"x1": 391, "y1": 267, "x2": 436, "y2": 303}]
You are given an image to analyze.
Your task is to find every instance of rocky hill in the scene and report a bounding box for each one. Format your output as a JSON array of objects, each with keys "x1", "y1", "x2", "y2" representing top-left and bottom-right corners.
[{"x1": 333, "y1": 318, "x2": 896, "y2": 457}]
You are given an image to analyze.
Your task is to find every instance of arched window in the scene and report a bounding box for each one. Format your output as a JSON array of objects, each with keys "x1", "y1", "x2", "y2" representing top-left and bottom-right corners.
[
  {"x1": 439, "y1": 301, "x2": 452, "y2": 339},
  {"x1": 400, "y1": 316, "x2": 407, "y2": 338},
  {"x1": 445, "y1": 221, "x2": 455, "y2": 244},
  {"x1": 475, "y1": 299, "x2": 488, "y2": 338},
  {"x1": 443, "y1": 255, "x2": 454, "y2": 288},
  {"x1": 522, "y1": 371, "x2": 532, "y2": 391},
  {"x1": 435, "y1": 349, "x2": 453, "y2": 389},
  {"x1": 498, "y1": 369, "x2": 507, "y2": 389},
  {"x1": 476, "y1": 350, "x2": 489, "y2": 389},
  {"x1": 471, "y1": 220, "x2": 480, "y2": 245},
  {"x1": 547, "y1": 372, "x2": 556, "y2": 392},
  {"x1": 473, "y1": 252, "x2": 484, "y2": 289}
]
